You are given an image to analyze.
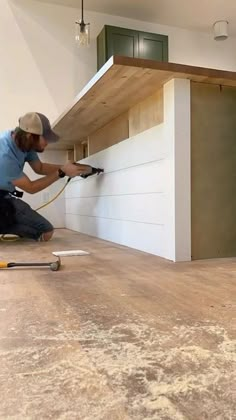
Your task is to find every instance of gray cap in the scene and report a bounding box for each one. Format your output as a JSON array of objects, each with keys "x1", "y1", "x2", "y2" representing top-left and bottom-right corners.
[{"x1": 19, "y1": 112, "x2": 59, "y2": 143}]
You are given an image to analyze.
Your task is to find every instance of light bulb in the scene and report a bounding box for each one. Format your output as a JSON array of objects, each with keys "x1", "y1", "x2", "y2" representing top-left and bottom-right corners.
[{"x1": 75, "y1": 22, "x2": 90, "y2": 47}]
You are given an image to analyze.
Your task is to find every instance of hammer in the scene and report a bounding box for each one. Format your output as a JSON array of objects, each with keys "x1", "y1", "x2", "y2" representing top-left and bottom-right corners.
[{"x1": 0, "y1": 257, "x2": 61, "y2": 271}]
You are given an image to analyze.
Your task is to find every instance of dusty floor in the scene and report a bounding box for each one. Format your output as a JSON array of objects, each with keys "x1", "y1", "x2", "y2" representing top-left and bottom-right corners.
[{"x1": 0, "y1": 229, "x2": 235, "y2": 420}]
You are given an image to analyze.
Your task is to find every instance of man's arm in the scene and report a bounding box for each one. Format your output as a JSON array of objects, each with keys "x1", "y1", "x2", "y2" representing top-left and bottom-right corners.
[
  {"x1": 29, "y1": 159, "x2": 92, "y2": 176},
  {"x1": 29, "y1": 160, "x2": 63, "y2": 175},
  {"x1": 13, "y1": 162, "x2": 94, "y2": 194},
  {"x1": 13, "y1": 172, "x2": 61, "y2": 194}
]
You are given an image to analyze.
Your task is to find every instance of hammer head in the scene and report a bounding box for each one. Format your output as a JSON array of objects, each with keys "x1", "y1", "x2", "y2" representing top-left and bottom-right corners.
[{"x1": 50, "y1": 258, "x2": 61, "y2": 271}]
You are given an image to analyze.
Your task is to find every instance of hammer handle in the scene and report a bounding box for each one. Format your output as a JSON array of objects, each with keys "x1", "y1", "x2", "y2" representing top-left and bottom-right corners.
[
  {"x1": 7, "y1": 262, "x2": 53, "y2": 268},
  {"x1": 0, "y1": 262, "x2": 8, "y2": 268}
]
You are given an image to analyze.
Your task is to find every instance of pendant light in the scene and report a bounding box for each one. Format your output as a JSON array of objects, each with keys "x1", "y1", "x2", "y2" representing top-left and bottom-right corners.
[{"x1": 75, "y1": 0, "x2": 90, "y2": 47}]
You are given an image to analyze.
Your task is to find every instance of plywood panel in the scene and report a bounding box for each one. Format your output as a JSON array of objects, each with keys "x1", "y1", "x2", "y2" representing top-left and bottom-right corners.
[
  {"x1": 74, "y1": 143, "x2": 84, "y2": 161},
  {"x1": 89, "y1": 112, "x2": 129, "y2": 155},
  {"x1": 191, "y1": 82, "x2": 236, "y2": 259},
  {"x1": 52, "y1": 56, "x2": 236, "y2": 149},
  {"x1": 129, "y1": 89, "x2": 163, "y2": 137}
]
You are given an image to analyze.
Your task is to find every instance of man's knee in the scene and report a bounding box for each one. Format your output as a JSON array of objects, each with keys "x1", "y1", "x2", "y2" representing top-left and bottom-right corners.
[{"x1": 39, "y1": 229, "x2": 54, "y2": 242}]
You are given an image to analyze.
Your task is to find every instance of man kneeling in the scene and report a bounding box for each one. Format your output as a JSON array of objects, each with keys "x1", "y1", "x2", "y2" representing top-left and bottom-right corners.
[{"x1": 0, "y1": 112, "x2": 97, "y2": 241}]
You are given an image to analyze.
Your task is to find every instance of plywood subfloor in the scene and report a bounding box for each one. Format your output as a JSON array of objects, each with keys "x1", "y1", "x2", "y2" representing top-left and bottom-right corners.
[{"x1": 0, "y1": 229, "x2": 235, "y2": 419}]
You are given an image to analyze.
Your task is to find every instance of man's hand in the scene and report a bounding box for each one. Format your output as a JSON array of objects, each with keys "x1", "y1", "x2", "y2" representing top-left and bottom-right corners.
[
  {"x1": 61, "y1": 163, "x2": 92, "y2": 178},
  {"x1": 29, "y1": 159, "x2": 93, "y2": 178},
  {"x1": 80, "y1": 167, "x2": 104, "y2": 179}
]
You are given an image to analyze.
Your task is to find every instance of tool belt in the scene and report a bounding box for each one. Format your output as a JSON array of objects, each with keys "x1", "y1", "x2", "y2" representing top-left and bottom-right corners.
[
  {"x1": 0, "y1": 190, "x2": 22, "y2": 231},
  {"x1": 0, "y1": 189, "x2": 23, "y2": 198}
]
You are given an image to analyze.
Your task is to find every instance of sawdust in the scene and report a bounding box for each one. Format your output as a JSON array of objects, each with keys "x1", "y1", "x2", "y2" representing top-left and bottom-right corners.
[
  {"x1": 140, "y1": 396, "x2": 186, "y2": 420},
  {"x1": 0, "y1": 313, "x2": 235, "y2": 419},
  {"x1": 74, "y1": 320, "x2": 236, "y2": 419},
  {"x1": 0, "y1": 345, "x2": 129, "y2": 420}
]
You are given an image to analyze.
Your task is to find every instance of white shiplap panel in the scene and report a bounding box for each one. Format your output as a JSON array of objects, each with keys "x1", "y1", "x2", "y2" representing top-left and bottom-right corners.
[
  {"x1": 66, "y1": 159, "x2": 171, "y2": 198},
  {"x1": 66, "y1": 214, "x2": 165, "y2": 257},
  {"x1": 77, "y1": 124, "x2": 167, "y2": 171},
  {"x1": 66, "y1": 193, "x2": 166, "y2": 225},
  {"x1": 65, "y1": 122, "x2": 169, "y2": 258}
]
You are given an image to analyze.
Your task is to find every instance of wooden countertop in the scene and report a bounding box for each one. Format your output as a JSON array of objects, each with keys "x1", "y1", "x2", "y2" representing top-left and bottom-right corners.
[{"x1": 52, "y1": 56, "x2": 236, "y2": 149}]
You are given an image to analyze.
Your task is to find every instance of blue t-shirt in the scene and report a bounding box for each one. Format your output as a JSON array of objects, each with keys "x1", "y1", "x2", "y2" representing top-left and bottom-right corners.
[{"x1": 0, "y1": 130, "x2": 39, "y2": 192}]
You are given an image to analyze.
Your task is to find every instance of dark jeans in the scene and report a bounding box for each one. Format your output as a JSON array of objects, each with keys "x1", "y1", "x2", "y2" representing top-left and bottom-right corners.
[{"x1": 0, "y1": 197, "x2": 53, "y2": 240}]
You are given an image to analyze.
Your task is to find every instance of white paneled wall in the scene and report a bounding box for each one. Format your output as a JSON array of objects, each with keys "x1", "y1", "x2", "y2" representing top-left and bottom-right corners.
[
  {"x1": 65, "y1": 79, "x2": 191, "y2": 261},
  {"x1": 65, "y1": 125, "x2": 166, "y2": 257}
]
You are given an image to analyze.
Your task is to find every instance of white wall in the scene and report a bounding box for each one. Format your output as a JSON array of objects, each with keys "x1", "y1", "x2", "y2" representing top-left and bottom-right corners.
[{"x1": 65, "y1": 79, "x2": 191, "y2": 261}]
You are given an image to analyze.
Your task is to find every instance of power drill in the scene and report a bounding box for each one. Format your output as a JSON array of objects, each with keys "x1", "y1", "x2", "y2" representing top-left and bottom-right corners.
[
  {"x1": 72, "y1": 163, "x2": 104, "y2": 179},
  {"x1": 80, "y1": 166, "x2": 104, "y2": 179}
]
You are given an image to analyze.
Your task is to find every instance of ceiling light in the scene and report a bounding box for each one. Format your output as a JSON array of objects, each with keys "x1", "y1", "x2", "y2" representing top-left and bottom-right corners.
[{"x1": 75, "y1": 0, "x2": 90, "y2": 47}]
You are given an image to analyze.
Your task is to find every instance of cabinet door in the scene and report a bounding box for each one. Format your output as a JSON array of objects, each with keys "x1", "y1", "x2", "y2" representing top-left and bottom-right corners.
[
  {"x1": 97, "y1": 26, "x2": 139, "y2": 70},
  {"x1": 138, "y1": 32, "x2": 168, "y2": 61},
  {"x1": 106, "y1": 26, "x2": 139, "y2": 60},
  {"x1": 97, "y1": 26, "x2": 107, "y2": 71},
  {"x1": 97, "y1": 25, "x2": 169, "y2": 70}
]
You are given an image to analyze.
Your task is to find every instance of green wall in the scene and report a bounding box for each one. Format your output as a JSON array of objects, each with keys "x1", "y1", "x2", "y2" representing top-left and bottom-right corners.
[{"x1": 191, "y1": 82, "x2": 236, "y2": 259}]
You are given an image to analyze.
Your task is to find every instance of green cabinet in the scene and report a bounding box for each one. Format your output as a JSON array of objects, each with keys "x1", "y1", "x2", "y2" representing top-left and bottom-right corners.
[
  {"x1": 97, "y1": 25, "x2": 168, "y2": 70},
  {"x1": 138, "y1": 31, "x2": 168, "y2": 61}
]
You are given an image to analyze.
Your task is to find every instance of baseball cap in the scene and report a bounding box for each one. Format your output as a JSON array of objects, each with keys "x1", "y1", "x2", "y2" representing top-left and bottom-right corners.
[{"x1": 19, "y1": 112, "x2": 59, "y2": 143}]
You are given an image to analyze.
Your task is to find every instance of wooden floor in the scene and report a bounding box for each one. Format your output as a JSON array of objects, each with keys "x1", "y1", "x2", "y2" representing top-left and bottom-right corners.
[{"x1": 0, "y1": 229, "x2": 235, "y2": 420}]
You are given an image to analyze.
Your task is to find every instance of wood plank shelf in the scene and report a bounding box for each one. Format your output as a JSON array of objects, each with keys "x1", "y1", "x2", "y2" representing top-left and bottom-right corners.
[{"x1": 51, "y1": 55, "x2": 236, "y2": 150}]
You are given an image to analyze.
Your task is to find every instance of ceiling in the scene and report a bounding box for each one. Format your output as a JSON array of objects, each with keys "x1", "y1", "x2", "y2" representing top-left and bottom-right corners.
[{"x1": 35, "y1": 0, "x2": 236, "y2": 35}]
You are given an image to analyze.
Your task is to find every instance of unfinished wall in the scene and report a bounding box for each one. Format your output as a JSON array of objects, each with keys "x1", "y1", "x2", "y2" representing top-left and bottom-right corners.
[
  {"x1": 88, "y1": 113, "x2": 129, "y2": 155},
  {"x1": 88, "y1": 88, "x2": 163, "y2": 155},
  {"x1": 191, "y1": 82, "x2": 236, "y2": 259}
]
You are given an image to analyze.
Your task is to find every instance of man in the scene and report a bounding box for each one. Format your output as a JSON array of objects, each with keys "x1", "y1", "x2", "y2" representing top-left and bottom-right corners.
[{"x1": 0, "y1": 112, "x2": 95, "y2": 241}]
